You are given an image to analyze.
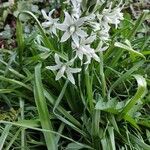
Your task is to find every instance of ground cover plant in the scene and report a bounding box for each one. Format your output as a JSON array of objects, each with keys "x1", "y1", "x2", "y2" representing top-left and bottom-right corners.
[{"x1": 0, "y1": 0, "x2": 150, "y2": 149}]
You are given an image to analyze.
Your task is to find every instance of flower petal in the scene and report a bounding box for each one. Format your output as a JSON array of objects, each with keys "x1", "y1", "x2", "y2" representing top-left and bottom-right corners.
[
  {"x1": 75, "y1": 17, "x2": 85, "y2": 26},
  {"x1": 77, "y1": 51, "x2": 83, "y2": 60},
  {"x1": 46, "y1": 65, "x2": 60, "y2": 71},
  {"x1": 55, "y1": 66, "x2": 66, "y2": 80},
  {"x1": 66, "y1": 71, "x2": 75, "y2": 84},
  {"x1": 41, "y1": 10, "x2": 49, "y2": 20},
  {"x1": 56, "y1": 24, "x2": 68, "y2": 31},
  {"x1": 84, "y1": 35, "x2": 96, "y2": 44},
  {"x1": 72, "y1": 33, "x2": 79, "y2": 45},
  {"x1": 67, "y1": 67, "x2": 81, "y2": 73},
  {"x1": 42, "y1": 22, "x2": 52, "y2": 28},
  {"x1": 84, "y1": 55, "x2": 91, "y2": 64},
  {"x1": 52, "y1": 27, "x2": 57, "y2": 36},
  {"x1": 64, "y1": 12, "x2": 74, "y2": 26},
  {"x1": 48, "y1": 9, "x2": 55, "y2": 18},
  {"x1": 54, "y1": 53, "x2": 62, "y2": 65},
  {"x1": 76, "y1": 29, "x2": 88, "y2": 37},
  {"x1": 60, "y1": 31, "x2": 71, "y2": 42},
  {"x1": 92, "y1": 53, "x2": 100, "y2": 62}
]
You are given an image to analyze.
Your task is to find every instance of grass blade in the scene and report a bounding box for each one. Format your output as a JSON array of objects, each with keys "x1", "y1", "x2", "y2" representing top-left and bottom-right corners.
[
  {"x1": 130, "y1": 134, "x2": 150, "y2": 150},
  {"x1": 18, "y1": 11, "x2": 54, "y2": 51},
  {"x1": 119, "y1": 75, "x2": 147, "y2": 120},
  {"x1": 34, "y1": 63, "x2": 57, "y2": 150},
  {"x1": 114, "y1": 41, "x2": 145, "y2": 59},
  {"x1": 5, "y1": 128, "x2": 22, "y2": 150},
  {"x1": 127, "y1": 10, "x2": 149, "y2": 39},
  {"x1": 108, "y1": 127, "x2": 116, "y2": 150},
  {"x1": 0, "y1": 121, "x2": 93, "y2": 150},
  {"x1": 16, "y1": 18, "x2": 24, "y2": 67},
  {"x1": 108, "y1": 60, "x2": 144, "y2": 100},
  {"x1": 0, "y1": 124, "x2": 12, "y2": 150},
  {"x1": 0, "y1": 76, "x2": 32, "y2": 91}
]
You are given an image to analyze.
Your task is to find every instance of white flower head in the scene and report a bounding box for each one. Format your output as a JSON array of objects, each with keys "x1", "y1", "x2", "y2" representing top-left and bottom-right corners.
[
  {"x1": 64, "y1": 0, "x2": 82, "y2": 19},
  {"x1": 41, "y1": 9, "x2": 59, "y2": 36},
  {"x1": 71, "y1": 0, "x2": 82, "y2": 19},
  {"x1": 99, "y1": 3, "x2": 124, "y2": 29},
  {"x1": 90, "y1": 22, "x2": 110, "y2": 41},
  {"x1": 72, "y1": 35, "x2": 100, "y2": 64},
  {"x1": 46, "y1": 54, "x2": 81, "y2": 84},
  {"x1": 97, "y1": 28, "x2": 110, "y2": 41},
  {"x1": 56, "y1": 12, "x2": 87, "y2": 44}
]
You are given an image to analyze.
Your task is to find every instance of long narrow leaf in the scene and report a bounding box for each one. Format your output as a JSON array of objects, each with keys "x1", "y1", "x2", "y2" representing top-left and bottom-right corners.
[
  {"x1": 34, "y1": 63, "x2": 57, "y2": 150},
  {"x1": 114, "y1": 41, "x2": 145, "y2": 59},
  {"x1": 0, "y1": 124, "x2": 12, "y2": 150},
  {"x1": 0, "y1": 76, "x2": 32, "y2": 91},
  {"x1": 16, "y1": 18, "x2": 24, "y2": 67},
  {"x1": 108, "y1": 60, "x2": 144, "y2": 100},
  {"x1": 119, "y1": 75, "x2": 147, "y2": 120},
  {"x1": 0, "y1": 121, "x2": 93, "y2": 150}
]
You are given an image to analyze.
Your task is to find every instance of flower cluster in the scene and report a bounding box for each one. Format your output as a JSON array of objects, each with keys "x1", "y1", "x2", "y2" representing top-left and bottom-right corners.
[{"x1": 42, "y1": 0, "x2": 124, "y2": 84}]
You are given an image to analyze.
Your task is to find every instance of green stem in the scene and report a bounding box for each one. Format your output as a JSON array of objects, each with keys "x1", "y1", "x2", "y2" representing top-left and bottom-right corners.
[
  {"x1": 85, "y1": 69, "x2": 94, "y2": 112},
  {"x1": 16, "y1": 18, "x2": 24, "y2": 68},
  {"x1": 99, "y1": 52, "x2": 106, "y2": 99},
  {"x1": 92, "y1": 109, "x2": 101, "y2": 149}
]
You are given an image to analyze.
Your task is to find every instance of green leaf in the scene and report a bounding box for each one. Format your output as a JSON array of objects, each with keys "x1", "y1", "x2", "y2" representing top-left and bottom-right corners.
[
  {"x1": 34, "y1": 63, "x2": 57, "y2": 150},
  {"x1": 130, "y1": 134, "x2": 150, "y2": 150},
  {"x1": 146, "y1": 130, "x2": 150, "y2": 143},
  {"x1": 65, "y1": 143, "x2": 88, "y2": 150},
  {"x1": 114, "y1": 41, "x2": 145, "y2": 59},
  {"x1": 118, "y1": 75, "x2": 147, "y2": 120},
  {"x1": 108, "y1": 127, "x2": 116, "y2": 150},
  {"x1": 5, "y1": 128, "x2": 22, "y2": 150},
  {"x1": 18, "y1": 11, "x2": 52, "y2": 48},
  {"x1": 16, "y1": 119, "x2": 40, "y2": 128},
  {"x1": 127, "y1": 10, "x2": 149, "y2": 39},
  {"x1": 0, "y1": 124, "x2": 12, "y2": 150},
  {"x1": 108, "y1": 60, "x2": 144, "y2": 100},
  {"x1": 0, "y1": 76, "x2": 32, "y2": 91},
  {"x1": 124, "y1": 114, "x2": 140, "y2": 130},
  {"x1": 95, "y1": 98, "x2": 125, "y2": 114},
  {"x1": 18, "y1": 11, "x2": 67, "y2": 61},
  {"x1": 44, "y1": 89, "x2": 82, "y2": 128},
  {"x1": 138, "y1": 120, "x2": 150, "y2": 128},
  {"x1": 0, "y1": 121, "x2": 93, "y2": 150},
  {"x1": 16, "y1": 18, "x2": 24, "y2": 67}
]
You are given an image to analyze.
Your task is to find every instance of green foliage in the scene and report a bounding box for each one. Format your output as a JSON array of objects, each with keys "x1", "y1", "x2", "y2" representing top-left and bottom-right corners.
[{"x1": 0, "y1": 0, "x2": 149, "y2": 150}]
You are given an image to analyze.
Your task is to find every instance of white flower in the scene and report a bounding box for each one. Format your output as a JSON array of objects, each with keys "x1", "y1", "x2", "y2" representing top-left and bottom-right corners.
[
  {"x1": 64, "y1": 0, "x2": 82, "y2": 19},
  {"x1": 41, "y1": 9, "x2": 59, "y2": 36},
  {"x1": 56, "y1": 12, "x2": 87, "y2": 43},
  {"x1": 46, "y1": 54, "x2": 81, "y2": 84},
  {"x1": 98, "y1": 3, "x2": 123, "y2": 29},
  {"x1": 97, "y1": 28, "x2": 110, "y2": 41},
  {"x1": 70, "y1": 0, "x2": 82, "y2": 19},
  {"x1": 72, "y1": 35, "x2": 100, "y2": 64},
  {"x1": 90, "y1": 22, "x2": 110, "y2": 41}
]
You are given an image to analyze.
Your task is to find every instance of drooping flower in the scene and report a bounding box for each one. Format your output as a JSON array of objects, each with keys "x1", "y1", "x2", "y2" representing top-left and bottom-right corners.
[
  {"x1": 64, "y1": 0, "x2": 82, "y2": 19},
  {"x1": 41, "y1": 9, "x2": 59, "y2": 36},
  {"x1": 97, "y1": 3, "x2": 124, "y2": 29},
  {"x1": 72, "y1": 35, "x2": 100, "y2": 64},
  {"x1": 56, "y1": 12, "x2": 87, "y2": 43},
  {"x1": 97, "y1": 28, "x2": 110, "y2": 41},
  {"x1": 70, "y1": 0, "x2": 82, "y2": 19},
  {"x1": 46, "y1": 54, "x2": 81, "y2": 84},
  {"x1": 89, "y1": 22, "x2": 110, "y2": 41}
]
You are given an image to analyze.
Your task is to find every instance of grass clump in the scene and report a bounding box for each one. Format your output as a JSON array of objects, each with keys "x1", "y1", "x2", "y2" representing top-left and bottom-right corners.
[{"x1": 0, "y1": 0, "x2": 150, "y2": 149}]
